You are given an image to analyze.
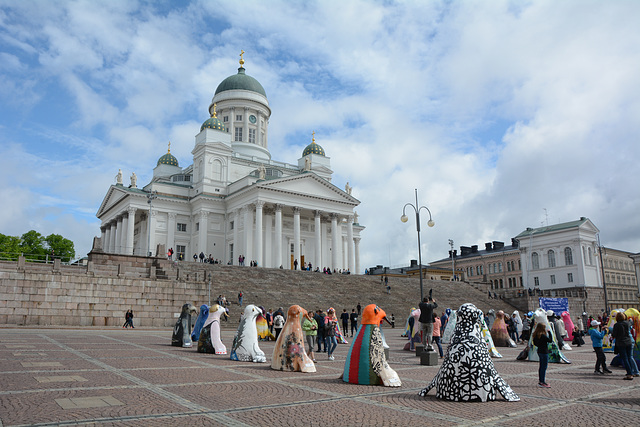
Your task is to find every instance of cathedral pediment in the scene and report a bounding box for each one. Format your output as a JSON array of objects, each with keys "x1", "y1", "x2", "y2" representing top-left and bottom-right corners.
[
  {"x1": 96, "y1": 186, "x2": 144, "y2": 218},
  {"x1": 255, "y1": 173, "x2": 359, "y2": 205}
]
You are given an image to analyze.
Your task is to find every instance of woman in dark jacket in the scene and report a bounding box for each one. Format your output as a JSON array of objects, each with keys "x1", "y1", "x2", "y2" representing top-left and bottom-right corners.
[
  {"x1": 611, "y1": 311, "x2": 634, "y2": 380},
  {"x1": 532, "y1": 323, "x2": 553, "y2": 388}
]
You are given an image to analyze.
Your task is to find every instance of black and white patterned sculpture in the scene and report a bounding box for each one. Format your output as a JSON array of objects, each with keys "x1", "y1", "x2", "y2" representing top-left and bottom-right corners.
[{"x1": 419, "y1": 303, "x2": 519, "y2": 402}]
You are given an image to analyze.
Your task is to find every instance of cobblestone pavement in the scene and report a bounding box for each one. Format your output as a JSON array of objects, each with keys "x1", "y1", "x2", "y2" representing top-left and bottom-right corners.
[{"x1": 1, "y1": 327, "x2": 638, "y2": 426}]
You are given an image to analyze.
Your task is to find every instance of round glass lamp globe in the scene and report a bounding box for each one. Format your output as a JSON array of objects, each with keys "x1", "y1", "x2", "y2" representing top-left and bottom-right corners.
[
  {"x1": 400, "y1": 215, "x2": 408, "y2": 223},
  {"x1": 427, "y1": 219, "x2": 435, "y2": 227}
]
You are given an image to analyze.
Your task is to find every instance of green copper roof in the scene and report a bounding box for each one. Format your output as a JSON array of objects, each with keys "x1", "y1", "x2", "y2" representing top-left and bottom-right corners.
[
  {"x1": 215, "y1": 67, "x2": 267, "y2": 97},
  {"x1": 515, "y1": 217, "x2": 590, "y2": 239},
  {"x1": 200, "y1": 116, "x2": 225, "y2": 132},
  {"x1": 302, "y1": 141, "x2": 325, "y2": 157},
  {"x1": 157, "y1": 152, "x2": 179, "y2": 167}
]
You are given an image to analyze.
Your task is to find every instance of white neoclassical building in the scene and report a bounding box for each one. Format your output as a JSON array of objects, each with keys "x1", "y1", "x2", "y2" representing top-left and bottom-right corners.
[
  {"x1": 515, "y1": 217, "x2": 602, "y2": 291},
  {"x1": 96, "y1": 54, "x2": 364, "y2": 272}
]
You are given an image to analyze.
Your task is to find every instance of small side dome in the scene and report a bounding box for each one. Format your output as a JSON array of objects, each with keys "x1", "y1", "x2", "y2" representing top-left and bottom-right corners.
[
  {"x1": 302, "y1": 132, "x2": 326, "y2": 157},
  {"x1": 157, "y1": 142, "x2": 179, "y2": 167},
  {"x1": 200, "y1": 103, "x2": 225, "y2": 132}
]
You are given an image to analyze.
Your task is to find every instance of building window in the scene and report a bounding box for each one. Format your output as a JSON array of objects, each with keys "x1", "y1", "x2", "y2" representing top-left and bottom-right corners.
[
  {"x1": 230, "y1": 221, "x2": 234, "y2": 230},
  {"x1": 236, "y1": 114, "x2": 242, "y2": 121},
  {"x1": 177, "y1": 223, "x2": 187, "y2": 232},
  {"x1": 568, "y1": 272, "x2": 573, "y2": 283},
  {"x1": 223, "y1": 116, "x2": 228, "y2": 122},
  {"x1": 588, "y1": 247, "x2": 593, "y2": 265},
  {"x1": 550, "y1": 274, "x2": 556, "y2": 285},
  {"x1": 564, "y1": 247, "x2": 573, "y2": 265},
  {"x1": 196, "y1": 223, "x2": 200, "y2": 232},
  {"x1": 229, "y1": 243, "x2": 233, "y2": 262},
  {"x1": 548, "y1": 250, "x2": 556, "y2": 268},
  {"x1": 532, "y1": 252, "x2": 539, "y2": 270},
  {"x1": 235, "y1": 127, "x2": 243, "y2": 142},
  {"x1": 507, "y1": 262, "x2": 512, "y2": 272},
  {"x1": 498, "y1": 262, "x2": 502, "y2": 272},
  {"x1": 534, "y1": 277, "x2": 539, "y2": 287},
  {"x1": 249, "y1": 128, "x2": 256, "y2": 143}
]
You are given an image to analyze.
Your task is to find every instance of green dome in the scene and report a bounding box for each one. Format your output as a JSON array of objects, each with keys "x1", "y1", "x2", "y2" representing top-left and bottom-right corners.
[
  {"x1": 157, "y1": 152, "x2": 179, "y2": 167},
  {"x1": 302, "y1": 137, "x2": 325, "y2": 157},
  {"x1": 200, "y1": 115, "x2": 225, "y2": 132},
  {"x1": 215, "y1": 67, "x2": 267, "y2": 97}
]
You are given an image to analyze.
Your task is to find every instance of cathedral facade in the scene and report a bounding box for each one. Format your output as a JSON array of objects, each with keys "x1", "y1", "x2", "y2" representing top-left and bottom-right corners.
[{"x1": 96, "y1": 55, "x2": 363, "y2": 272}]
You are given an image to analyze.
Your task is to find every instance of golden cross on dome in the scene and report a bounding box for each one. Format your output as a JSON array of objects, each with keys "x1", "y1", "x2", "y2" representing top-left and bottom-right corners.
[
  {"x1": 239, "y1": 50, "x2": 245, "y2": 67},
  {"x1": 312, "y1": 131, "x2": 315, "y2": 143},
  {"x1": 167, "y1": 141, "x2": 171, "y2": 153},
  {"x1": 212, "y1": 103, "x2": 218, "y2": 118}
]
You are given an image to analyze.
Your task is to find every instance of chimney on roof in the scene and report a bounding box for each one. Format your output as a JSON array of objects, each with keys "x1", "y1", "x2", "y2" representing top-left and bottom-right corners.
[
  {"x1": 485, "y1": 242, "x2": 492, "y2": 251},
  {"x1": 471, "y1": 245, "x2": 478, "y2": 253},
  {"x1": 511, "y1": 238, "x2": 518, "y2": 247},
  {"x1": 460, "y1": 246, "x2": 471, "y2": 256},
  {"x1": 410, "y1": 259, "x2": 417, "y2": 267},
  {"x1": 453, "y1": 249, "x2": 457, "y2": 257},
  {"x1": 493, "y1": 241, "x2": 504, "y2": 250}
]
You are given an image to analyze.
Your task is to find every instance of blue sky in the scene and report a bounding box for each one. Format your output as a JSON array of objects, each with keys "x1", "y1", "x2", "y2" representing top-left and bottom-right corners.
[{"x1": 1, "y1": 0, "x2": 639, "y2": 269}]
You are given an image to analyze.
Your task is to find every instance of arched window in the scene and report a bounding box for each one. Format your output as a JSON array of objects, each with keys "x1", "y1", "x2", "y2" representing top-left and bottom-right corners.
[
  {"x1": 532, "y1": 252, "x2": 539, "y2": 270},
  {"x1": 548, "y1": 250, "x2": 556, "y2": 268},
  {"x1": 212, "y1": 159, "x2": 222, "y2": 181},
  {"x1": 588, "y1": 247, "x2": 593, "y2": 265},
  {"x1": 564, "y1": 247, "x2": 573, "y2": 265}
]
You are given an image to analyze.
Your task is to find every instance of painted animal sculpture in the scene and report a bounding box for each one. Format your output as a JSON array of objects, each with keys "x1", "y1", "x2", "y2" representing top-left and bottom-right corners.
[
  {"x1": 526, "y1": 308, "x2": 571, "y2": 363},
  {"x1": 191, "y1": 304, "x2": 210, "y2": 342},
  {"x1": 419, "y1": 303, "x2": 519, "y2": 402},
  {"x1": 490, "y1": 310, "x2": 516, "y2": 347},
  {"x1": 230, "y1": 304, "x2": 266, "y2": 363},
  {"x1": 271, "y1": 305, "x2": 316, "y2": 372},
  {"x1": 198, "y1": 304, "x2": 228, "y2": 354},
  {"x1": 171, "y1": 303, "x2": 198, "y2": 347},
  {"x1": 342, "y1": 304, "x2": 401, "y2": 387}
]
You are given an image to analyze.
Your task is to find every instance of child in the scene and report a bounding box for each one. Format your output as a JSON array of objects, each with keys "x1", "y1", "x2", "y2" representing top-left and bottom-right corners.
[
  {"x1": 532, "y1": 323, "x2": 553, "y2": 388},
  {"x1": 588, "y1": 320, "x2": 611, "y2": 374}
]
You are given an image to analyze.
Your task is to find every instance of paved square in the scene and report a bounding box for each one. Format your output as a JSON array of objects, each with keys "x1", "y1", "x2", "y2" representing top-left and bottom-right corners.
[{"x1": 0, "y1": 327, "x2": 638, "y2": 426}]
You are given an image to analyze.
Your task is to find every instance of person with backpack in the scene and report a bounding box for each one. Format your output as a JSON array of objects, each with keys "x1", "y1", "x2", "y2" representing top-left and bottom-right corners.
[
  {"x1": 350, "y1": 309, "x2": 358, "y2": 337},
  {"x1": 273, "y1": 312, "x2": 285, "y2": 340}
]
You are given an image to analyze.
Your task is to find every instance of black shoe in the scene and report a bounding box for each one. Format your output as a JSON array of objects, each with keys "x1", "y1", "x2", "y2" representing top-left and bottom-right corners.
[
  {"x1": 604, "y1": 369, "x2": 613, "y2": 374},
  {"x1": 594, "y1": 370, "x2": 604, "y2": 375}
]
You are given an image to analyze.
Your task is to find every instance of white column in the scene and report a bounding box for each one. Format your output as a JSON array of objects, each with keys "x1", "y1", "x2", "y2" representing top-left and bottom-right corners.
[
  {"x1": 230, "y1": 107, "x2": 235, "y2": 140},
  {"x1": 167, "y1": 212, "x2": 176, "y2": 255},
  {"x1": 255, "y1": 201, "x2": 264, "y2": 266},
  {"x1": 244, "y1": 106, "x2": 249, "y2": 143},
  {"x1": 331, "y1": 213, "x2": 339, "y2": 271},
  {"x1": 120, "y1": 214, "x2": 128, "y2": 254},
  {"x1": 342, "y1": 236, "x2": 347, "y2": 270},
  {"x1": 148, "y1": 210, "x2": 157, "y2": 256},
  {"x1": 103, "y1": 226, "x2": 110, "y2": 253},
  {"x1": 198, "y1": 211, "x2": 208, "y2": 255},
  {"x1": 257, "y1": 112, "x2": 263, "y2": 146},
  {"x1": 293, "y1": 207, "x2": 301, "y2": 269},
  {"x1": 264, "y1": 210, "x2": 272, "y2": 267},
  {"x1": 244, "y1": 206, "x2": 253, "y2": 262},
  {"x1": 275, "y1": 204, "x2": 283, "y2": 268},
  {"x1": 347, "y1": 215, "x2": 354, "y2": 273},
  {"x1": 321, "y1": 221, "x2": 328, "y2": 270},
  {"x1": 233, "y1": 209, "x2": 240, "y2": 264},
  {"x1": 126, "y1": 208, "x2": 136, "y2": 255},
  {"x1": 314, "y1": 210, "x2": 322, "y2": 270},
  {"x1": 115, "y1": 216, "x2": 123, "y2": 253},
  {"x1": 109, "y1": 222, "x2": 117, "y2": 254},
  {"x1": 354, "y1": 237, "x2": 361, "y2": 275}
]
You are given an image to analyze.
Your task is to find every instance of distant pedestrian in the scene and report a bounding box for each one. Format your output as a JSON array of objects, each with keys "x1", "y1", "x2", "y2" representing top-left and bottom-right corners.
[
  {"x1": 340, "y1": 309, "x2": 350, "y2": 337},
  {"x1": 293, "y1": 259, "x2": 298, "y2": 270},
  {"x1": 123, "y1": 309, "x2": 134, "y2": 329},
  {"x1": 432, "y1": 314, "x2": 443, "y2": 357},
  {"x1": 391, "y1": 314, "x2": 395, "y2": 328},
  {"x1": 532, "y1": 323, "x2": 552, "y2": 388},
  {"x1": 302, "y1": 310, "x2": 318, "y2": 362},
  {"x1": 386, "y1": 284, "x2": 391, "y2": 294},
  {"x1": 238, "y1": 291, "x2": 243, "y2": 306},
  {"x1": 315, "y1": 310, "x2": 326, "y2": 352},
  {"x1": 350, "y1": 309, "x2": 358, "y2": 337},
  {"x1": 357, "y1": 303, "x2": 361, "y2": 315},
  {"x1": 611, "y1": 312, "x2": 635, "y2": 380}
]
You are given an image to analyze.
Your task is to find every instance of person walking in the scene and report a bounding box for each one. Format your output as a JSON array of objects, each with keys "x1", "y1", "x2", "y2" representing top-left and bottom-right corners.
[
  {"x1": 432, "y1": 313, "x2": 443, "y2": 358},
  {"x1": 302, "y1": 310, "x2": 318, "y2": 362},
  {"x1": 611, "y1": 311, "x2": 635, "y2": 380},
  {"x1": 532, "y1": 323, "x2": 552, "y2": 388},
  {"x1": 324, "y1": 308, "x2": 338, "y2": 360},
  {"x1": 123, "y1": 309, "x2": 134, "y2": 329},
  {"x1": 418, "y1": 297, "x2": 438, "y2": 351},
  {"x1": 273, "y1": 311, "x2": 285, "y2": 340},
  {"x1": 350, "y1": 308, "x2": 358, "y2": 337},
  {"x1": 237, "y1": 291, "x2": 243, "y2": 307},
  {"x1": 340, "y1": 309, "x2": 350, "y2": 337},
  {"x1": 314, "y1": 310, "x2": 326, "y2": 353},
  {"x1": 588, "y1": 320, "x2": 611, "y2": 374}
]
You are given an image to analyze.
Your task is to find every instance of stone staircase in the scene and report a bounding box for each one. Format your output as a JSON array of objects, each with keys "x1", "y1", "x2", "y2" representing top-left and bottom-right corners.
[{"x1": 160, "y1": 260, "x2": 519, "y2": 328}]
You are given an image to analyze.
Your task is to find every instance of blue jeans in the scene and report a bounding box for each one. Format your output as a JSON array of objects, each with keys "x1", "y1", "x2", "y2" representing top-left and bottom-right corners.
[
  {"x1": 326, "y1": 336, "x2": 337, "y2": 356},
  {"x1": 538, "y1": 353, "x2": 548, "y2": 384},
  {"x1": 619, "y1": 345, "x2": 634, "y2": 375}
]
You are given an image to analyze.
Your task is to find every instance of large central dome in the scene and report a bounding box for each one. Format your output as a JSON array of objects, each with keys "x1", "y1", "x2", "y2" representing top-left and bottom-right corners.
[{"x1": 215, "y1": 67, "x2": 267, "y2": 97}]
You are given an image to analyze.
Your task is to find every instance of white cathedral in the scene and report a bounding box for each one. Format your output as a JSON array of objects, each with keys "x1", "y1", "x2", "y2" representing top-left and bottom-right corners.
[{"x1": 96, "y1": 54, "x2": 364, "y2": 273}]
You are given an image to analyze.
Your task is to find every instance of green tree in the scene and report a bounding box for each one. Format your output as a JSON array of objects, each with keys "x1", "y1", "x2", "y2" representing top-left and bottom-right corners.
[
  {"x1": 45, "y1": 234, "x2": 75, "y2": 262},
  {"x1": 0, "y1": 234, "x2": 22, "y2": 260},
  {"x1": 20, "y1": 230, "x2": 46, "y2": 260}
]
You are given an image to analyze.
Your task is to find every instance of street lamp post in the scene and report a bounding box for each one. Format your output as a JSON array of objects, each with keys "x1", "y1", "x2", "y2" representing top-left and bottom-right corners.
[
  {"x1": 401, "y1": 189, "x2": 435, "y2": 301},
  {"x1": 146, "y1": 190, "x2": 157, "y2": 257},
  {"x1": 208, "y1": 273, "x2": 212, "y2": 306},
  {"x1": 448, "y1": 239, "x2": 455, "y2": 281}
]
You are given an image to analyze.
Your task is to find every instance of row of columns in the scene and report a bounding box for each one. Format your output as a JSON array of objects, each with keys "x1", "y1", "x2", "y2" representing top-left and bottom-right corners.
[
  {"x1": 101, "y1": 207, "x2": 137, "y2": 255},
  {"x1": 231, "y1": 203, "x2": 359, "y2": 273}
]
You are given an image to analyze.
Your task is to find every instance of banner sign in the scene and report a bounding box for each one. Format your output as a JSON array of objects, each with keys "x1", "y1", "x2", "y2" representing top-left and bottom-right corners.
[{"x1": 538, "y1": 297, "x2": 569, "y2": 315}]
